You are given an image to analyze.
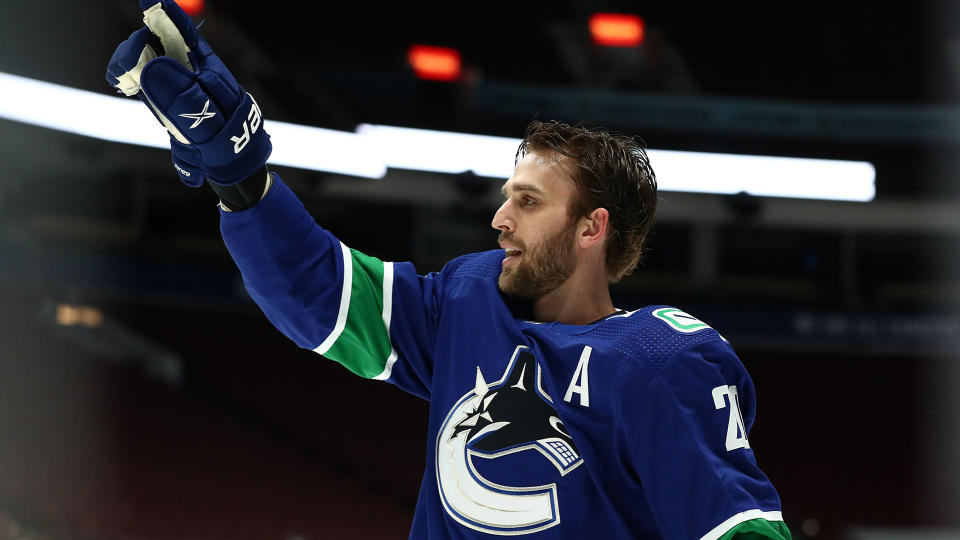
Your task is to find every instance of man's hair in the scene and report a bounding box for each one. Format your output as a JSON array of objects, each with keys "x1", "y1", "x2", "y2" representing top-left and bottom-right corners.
[{"x1": 516, "y1": 120, "x2": 658, "y2": 282}]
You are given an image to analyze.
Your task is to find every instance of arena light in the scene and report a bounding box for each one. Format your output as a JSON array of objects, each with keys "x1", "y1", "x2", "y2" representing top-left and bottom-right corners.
[
  {"x1": 56, "y1": 304, "x2": 103, "y2": 328},
  {"x1": 269, "y1": 121, "x2": 386, "y2": 178},
  {"x1": 174, "y1": 0, "x2": 204, "y2": 16},
  {"x1": 0, "y1": 72, "x2": 384, "y2": 179},
  {"x1": 408, "y1": 45, "x2": 462, "y2": 82},
  {"x1": 589, "y1": 14, "x2": 645, "y2": 47},
  {"x1": 0, "y1": 71, "x2": 170, "y2": 148},
  {"x1": 354, "y1": 124, "x2": 876, "y2": 202},
  {"x1": 647, "y1": 149, "x2": 876, "y2": 201},
  {"x1": 355, "y1": 124, "x2": 518, "y2": 178},
  {"x1": 0, "y1": 71, "x2": 875, "y2": 201}
]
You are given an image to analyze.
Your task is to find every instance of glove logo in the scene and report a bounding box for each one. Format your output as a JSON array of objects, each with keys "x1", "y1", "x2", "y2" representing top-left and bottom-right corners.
[
  {"x1": 179, "y1": 99, "x2": 216, "y2": 129},
  {"x1": 230, "y1": 94, "x2": 263, "y2": 154}
]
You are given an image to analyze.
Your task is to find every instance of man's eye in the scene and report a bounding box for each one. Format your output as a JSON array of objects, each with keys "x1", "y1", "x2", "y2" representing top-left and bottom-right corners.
[{"x1": 522, "y1": 197, "x2": 537, "y2": 207}]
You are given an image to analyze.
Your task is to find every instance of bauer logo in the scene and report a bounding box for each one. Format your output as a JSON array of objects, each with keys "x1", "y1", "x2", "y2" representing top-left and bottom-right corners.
[
  {"x1": 230, "y1": 93, "x2": 263, "y2": 154},
  {"x1": 178, "y1": 99, "x2": 216, "y2": 129},
  {"x1": 435, "y1": 345, "x2": 582, "y2": 535}
]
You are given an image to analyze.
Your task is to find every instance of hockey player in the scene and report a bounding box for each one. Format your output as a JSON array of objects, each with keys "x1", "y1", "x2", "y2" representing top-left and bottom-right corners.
[{"x1": 107, "y1": 2, "x2": 792, "y2": 538}]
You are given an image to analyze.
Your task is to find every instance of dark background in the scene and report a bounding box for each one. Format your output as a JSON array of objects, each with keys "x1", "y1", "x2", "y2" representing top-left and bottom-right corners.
[{"x1": 0, "y1": 1, "x2": 958, "y2": 539}]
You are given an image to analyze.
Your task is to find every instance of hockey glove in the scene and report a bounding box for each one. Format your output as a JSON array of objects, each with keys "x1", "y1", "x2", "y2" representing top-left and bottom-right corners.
[{"x1": 106, "y1": 0, "x2": 271, "y2": 187}]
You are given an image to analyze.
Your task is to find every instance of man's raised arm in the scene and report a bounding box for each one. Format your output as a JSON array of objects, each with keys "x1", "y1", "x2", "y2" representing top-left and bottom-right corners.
[{"x1": 106, "y1": 0, "x2": 438, "y2": 398}]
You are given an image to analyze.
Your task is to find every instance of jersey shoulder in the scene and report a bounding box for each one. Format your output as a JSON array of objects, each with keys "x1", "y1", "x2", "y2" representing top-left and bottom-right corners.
[
  {"x1": 597, "y1": 305, "x2": 731, "y2": 375},
  {"x1": 437, "y1": 249, "x2": 504, "y2": 285}
]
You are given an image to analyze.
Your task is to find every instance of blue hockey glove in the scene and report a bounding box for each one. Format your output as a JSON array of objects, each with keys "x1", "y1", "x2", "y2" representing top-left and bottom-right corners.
[{"x1": 106, "y1": 0, "x2": 271, "y2": 187}]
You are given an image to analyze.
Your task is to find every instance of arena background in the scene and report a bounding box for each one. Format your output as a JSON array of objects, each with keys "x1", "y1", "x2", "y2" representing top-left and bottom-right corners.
[{"x1": 0, "y1": 1, "x2": 958, "y2": 538}]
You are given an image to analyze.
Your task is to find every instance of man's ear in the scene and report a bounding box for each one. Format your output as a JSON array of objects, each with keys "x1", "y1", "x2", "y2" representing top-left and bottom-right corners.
[{"x1": 578, "y1": 208, "x2": 609, "y2": 248}]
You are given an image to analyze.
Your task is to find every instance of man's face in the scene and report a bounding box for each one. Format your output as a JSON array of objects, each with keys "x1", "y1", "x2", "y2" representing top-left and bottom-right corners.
[{"x1": 492, "y1": 150, "x2": 580, "y2": 301}]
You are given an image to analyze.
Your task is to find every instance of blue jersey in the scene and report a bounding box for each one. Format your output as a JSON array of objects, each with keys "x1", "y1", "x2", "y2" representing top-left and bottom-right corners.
[{"x1": 220, "y1": 174, "x2": 791, "y2": 540}]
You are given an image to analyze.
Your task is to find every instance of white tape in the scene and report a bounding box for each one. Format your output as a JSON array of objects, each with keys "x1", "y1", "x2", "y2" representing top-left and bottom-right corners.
[{"x1": 142, "y1": 2, "x2": 193, "y2": 70}]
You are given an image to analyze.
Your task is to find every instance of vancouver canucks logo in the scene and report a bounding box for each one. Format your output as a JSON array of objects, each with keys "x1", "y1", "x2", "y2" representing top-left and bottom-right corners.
[{"x1": 436, "y1": 345, "x2": 583, "y2": 535}]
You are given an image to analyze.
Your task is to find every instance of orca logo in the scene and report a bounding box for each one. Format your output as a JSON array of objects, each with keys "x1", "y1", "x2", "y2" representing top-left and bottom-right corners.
[{"x1": 436, "y1": 345, "x2": 583, "y2": 535}]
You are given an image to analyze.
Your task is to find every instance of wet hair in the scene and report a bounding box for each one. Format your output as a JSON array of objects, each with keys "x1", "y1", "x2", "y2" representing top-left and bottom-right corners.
[{"x1": 516, "y1": 120, "x2": 658, "y2": 282}]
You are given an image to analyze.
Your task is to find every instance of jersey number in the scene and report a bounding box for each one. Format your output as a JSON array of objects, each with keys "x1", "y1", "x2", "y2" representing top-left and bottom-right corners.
[{"x1": 712, "y1": 385, "x2": 750, "y2": 451}]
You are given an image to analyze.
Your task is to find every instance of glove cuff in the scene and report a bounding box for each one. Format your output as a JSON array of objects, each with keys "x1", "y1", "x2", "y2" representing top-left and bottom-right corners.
[{"x1": 208, "y1": 167, "x2": 271, "y2": 211}]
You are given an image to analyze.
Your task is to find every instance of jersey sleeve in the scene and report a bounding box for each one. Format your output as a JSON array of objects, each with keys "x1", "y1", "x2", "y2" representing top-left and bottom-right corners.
[
  {"x1": 629, "y1": 337, "x2": 791, "y2": 540},
  {"x1": 218, "y1": 173, "x2": 438, "y2": 399}
]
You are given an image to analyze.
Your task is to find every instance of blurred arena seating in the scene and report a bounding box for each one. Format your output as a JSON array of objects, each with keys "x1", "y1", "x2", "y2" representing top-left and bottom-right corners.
[{"x1": 0, "y1": 284, "x2": 415, "y2": 540}]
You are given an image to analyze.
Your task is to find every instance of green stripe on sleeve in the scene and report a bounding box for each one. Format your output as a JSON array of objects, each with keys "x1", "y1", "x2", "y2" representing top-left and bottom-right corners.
[
  {"x1": 716, "y1": 518, "x2": 792, "y2": 540},
  {"x1": 320, "y1": 248, "x2": 395, "y2": 379}
]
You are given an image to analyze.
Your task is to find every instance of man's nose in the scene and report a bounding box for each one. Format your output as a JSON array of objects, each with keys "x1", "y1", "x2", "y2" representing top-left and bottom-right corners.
[{"x1": 491, "y1": 200, "x2": 515, "y2": 233}]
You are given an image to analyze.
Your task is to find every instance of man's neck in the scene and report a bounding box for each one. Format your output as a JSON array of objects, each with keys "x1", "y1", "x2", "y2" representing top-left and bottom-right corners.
[{"x1": 532, "y1": 272, "x2": 616, "y2": 325}]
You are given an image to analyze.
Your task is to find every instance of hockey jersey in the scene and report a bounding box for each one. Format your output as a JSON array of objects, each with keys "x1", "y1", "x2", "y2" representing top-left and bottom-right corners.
[{"x1": 219, "y1": 174, "x2": 791, "y2": 540}]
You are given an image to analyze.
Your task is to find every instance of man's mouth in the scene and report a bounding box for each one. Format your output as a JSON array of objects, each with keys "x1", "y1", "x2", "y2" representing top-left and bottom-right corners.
[{"x1": 503, "y1": 248, "x2": 523, "y2": 266}]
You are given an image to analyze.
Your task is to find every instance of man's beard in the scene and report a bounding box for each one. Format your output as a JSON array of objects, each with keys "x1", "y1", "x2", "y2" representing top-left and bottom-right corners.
[{"x1": 498, "y1": 219, "x2": 577, "y2": 301}]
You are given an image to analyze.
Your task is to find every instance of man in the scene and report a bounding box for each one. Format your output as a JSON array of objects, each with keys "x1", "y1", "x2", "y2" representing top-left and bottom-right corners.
[{"x1": 107, "y1": 2, "x2": 791, "y2": 538}]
